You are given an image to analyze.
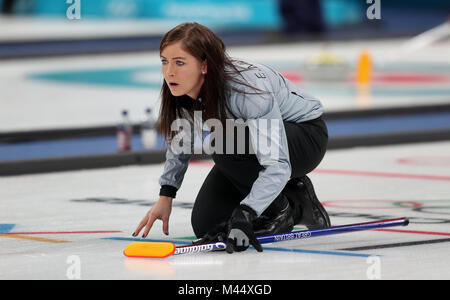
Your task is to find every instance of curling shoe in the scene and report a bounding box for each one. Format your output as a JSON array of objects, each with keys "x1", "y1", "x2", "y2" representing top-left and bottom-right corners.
[{"x1": 284, "y1": 175, "x2": 331, "y2": 229}]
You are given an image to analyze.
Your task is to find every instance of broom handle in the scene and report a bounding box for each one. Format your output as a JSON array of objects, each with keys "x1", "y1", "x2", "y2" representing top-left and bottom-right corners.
[{"x1": 173, "y1": 218, "x2": 409, "y2": 256}]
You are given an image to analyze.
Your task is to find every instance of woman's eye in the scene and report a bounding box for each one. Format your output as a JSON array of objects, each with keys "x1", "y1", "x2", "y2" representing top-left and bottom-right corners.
[{"x1": 160, "y1": 60, "x2": 184, "y2": 66}]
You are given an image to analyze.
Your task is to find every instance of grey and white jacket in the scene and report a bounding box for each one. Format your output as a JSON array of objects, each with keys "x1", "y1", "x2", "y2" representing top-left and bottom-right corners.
[{"x1": 159, "y1": 61, "x2": 324, "y2": 216}]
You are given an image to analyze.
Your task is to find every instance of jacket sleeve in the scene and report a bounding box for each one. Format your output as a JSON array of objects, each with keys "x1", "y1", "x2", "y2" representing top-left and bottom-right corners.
[
  {"x1": 158, "y1": 117, "x2": 194, "y2": 197},
  {"x1": 236, "y1": 91, "x2": 292, "y2": 216},
  {"x1": 158, "y1": 146, "x2": 192, "y2": 198}
]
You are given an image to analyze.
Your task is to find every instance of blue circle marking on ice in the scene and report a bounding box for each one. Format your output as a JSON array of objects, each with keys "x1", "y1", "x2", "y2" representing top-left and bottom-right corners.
[
  {"x1": 0, "y1": 224, "x2": 16, "y2": 233},
  {"x1": 28, "y1": 65, "x2": 163, "y2": 89}
]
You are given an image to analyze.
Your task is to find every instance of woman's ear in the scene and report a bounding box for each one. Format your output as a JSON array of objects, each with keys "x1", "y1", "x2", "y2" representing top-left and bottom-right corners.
[{"x1": 201, "y1": 60, "x2": 207, "y2": 75}]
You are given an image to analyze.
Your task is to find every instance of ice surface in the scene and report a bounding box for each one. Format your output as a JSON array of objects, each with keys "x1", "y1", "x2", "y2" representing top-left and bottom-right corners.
[{"x1": 1, "y1": 141, "x2": 449, "y2": 279}]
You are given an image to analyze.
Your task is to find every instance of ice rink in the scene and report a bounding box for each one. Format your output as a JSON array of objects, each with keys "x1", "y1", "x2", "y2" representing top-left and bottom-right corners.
[
  {"x1": 1, "y1": 141, "x2": 449, "y2": 280},
  {"x1": 0, "y1": 18, "x2": 449, "y2": 280}
]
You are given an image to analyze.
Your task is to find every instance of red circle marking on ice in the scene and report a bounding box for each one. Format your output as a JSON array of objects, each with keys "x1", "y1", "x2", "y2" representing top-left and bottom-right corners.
[
  {"x1": 280, "y1": 71, "x2": 304, "y2": 84},
  {"x1": 372, "y1": 73, "x2": 449, "y2": 83},
  {"x1": 321, "y1": 200, "x2": 423, "y2": 210},
  {"x1": 282, "y1": 70, "x2": 448, "y2": 84},
  {"x1": 397, "y1": 156, "x2": 450, "y2": 167}
]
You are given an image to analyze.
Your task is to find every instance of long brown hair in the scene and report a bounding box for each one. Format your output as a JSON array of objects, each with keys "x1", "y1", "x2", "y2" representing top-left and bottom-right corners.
[{"x1": 158, "y1": 22, "x2": 262, "y2": 140}]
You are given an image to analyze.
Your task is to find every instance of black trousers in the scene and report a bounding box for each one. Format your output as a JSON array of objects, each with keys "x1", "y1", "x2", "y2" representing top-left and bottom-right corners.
[{"x1": 191, "y1": 117, "x2": 328, "y2": 238}]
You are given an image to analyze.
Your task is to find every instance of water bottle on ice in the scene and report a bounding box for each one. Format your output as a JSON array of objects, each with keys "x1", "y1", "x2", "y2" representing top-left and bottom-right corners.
[
  {"x1": 117, "y1": 109, "x2": 133, "y2": 152},
  {"x1": 141, "y1": 108, "x2": 158, "y2": 149}
]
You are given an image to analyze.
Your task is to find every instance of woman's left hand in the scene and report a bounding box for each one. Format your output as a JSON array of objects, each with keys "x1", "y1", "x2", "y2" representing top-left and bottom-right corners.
[{"x1": 133, "y1": 196, "x2": 173, "y2": 238}]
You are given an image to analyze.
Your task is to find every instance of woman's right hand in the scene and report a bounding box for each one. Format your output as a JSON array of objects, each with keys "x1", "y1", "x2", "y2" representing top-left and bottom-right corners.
[{"x1": 133, "y1": 196, "x2": 173, "y2": 238}]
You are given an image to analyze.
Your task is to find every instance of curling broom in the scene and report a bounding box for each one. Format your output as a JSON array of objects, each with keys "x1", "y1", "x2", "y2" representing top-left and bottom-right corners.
[{"x1": 123, "y1": 218, "x2": 409, "y2": 258}]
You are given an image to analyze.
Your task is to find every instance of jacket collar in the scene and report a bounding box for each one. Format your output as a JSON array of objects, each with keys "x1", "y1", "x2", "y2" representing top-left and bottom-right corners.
[{"x1": 176, "y1": 94, "x2": 204, "y2": 110}]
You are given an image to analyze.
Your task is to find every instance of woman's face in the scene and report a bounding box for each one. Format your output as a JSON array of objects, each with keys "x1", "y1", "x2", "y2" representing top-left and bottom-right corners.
[{"x1": 160, "y1": 41, "x2": 207, "y2": 99}]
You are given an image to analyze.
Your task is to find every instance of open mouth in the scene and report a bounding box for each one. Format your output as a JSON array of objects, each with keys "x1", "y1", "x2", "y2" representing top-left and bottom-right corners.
[{"x1": 169, "y1": 82, "x2": 179, "y2": 87}]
